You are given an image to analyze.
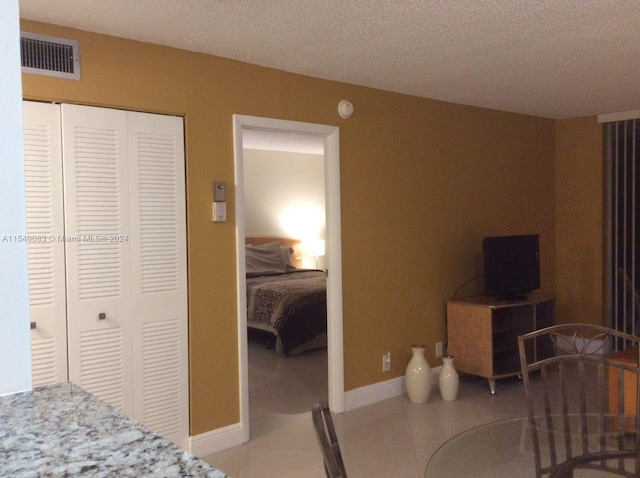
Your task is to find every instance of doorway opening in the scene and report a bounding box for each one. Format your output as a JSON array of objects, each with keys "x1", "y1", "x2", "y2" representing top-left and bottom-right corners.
[{"x1": 233, "y1": 115, "x2": 344, "y2": 443}]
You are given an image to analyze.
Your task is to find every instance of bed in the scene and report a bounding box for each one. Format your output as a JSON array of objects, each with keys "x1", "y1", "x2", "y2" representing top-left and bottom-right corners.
[{"x1": 245, "y1": 237, "x2": 327, "y2": 355}]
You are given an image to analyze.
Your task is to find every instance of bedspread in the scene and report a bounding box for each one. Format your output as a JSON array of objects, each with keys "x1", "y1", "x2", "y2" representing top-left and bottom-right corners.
[{"x1": 246, "y1": 269, "x2": 326, "y2": 354}]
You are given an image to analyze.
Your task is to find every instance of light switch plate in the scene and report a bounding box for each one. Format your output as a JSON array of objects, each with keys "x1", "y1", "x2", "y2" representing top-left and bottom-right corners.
[{"x1": 213, "y1": 202, "x2": 226, "y2": 222}]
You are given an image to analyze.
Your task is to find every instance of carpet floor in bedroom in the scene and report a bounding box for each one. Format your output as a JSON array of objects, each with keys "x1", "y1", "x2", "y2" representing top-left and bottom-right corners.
[{"x1": 203, "y1": 335, "x2": 531, "y2": 477}]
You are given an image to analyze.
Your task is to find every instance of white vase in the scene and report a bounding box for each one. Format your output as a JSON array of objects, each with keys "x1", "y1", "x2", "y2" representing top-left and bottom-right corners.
[
  {"x1": 405, "y1": 344, "x2": 432, "y2": 403},
  {"x1": 439, "y1": 355, "x2": 459, "y2": 401}
]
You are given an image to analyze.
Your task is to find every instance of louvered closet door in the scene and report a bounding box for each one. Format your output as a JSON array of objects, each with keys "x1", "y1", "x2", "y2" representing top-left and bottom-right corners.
[
  {"x1": 62, "y1": 104, "x2": 134, "y2": 416},
  {"x1": 128, "y1": 111, "x2": 188, "y2": 448},
  {"x1": 23, "y1": 101, "x2": 68, "y2": 387}
]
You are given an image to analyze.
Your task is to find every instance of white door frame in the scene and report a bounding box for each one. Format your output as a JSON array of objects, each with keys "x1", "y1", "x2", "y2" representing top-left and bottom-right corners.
[{"x1": 233, "y1": 115, "x2": 344, "y2": 442}]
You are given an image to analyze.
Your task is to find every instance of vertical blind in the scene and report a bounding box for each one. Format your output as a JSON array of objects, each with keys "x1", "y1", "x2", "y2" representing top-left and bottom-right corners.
[{"x1": 604, "y1": 117, "x2": 639, "y2": 337}]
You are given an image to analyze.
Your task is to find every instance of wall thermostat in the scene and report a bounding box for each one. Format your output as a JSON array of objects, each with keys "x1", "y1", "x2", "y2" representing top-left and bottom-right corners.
[{"x1": 213, "y1": 182, "x2": 226, "y2": 202}]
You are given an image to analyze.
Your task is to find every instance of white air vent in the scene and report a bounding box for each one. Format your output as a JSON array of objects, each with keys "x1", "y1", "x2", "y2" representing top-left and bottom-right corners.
[{"x1": 21, "y1": 32, "x2": 80, "y2": 80}]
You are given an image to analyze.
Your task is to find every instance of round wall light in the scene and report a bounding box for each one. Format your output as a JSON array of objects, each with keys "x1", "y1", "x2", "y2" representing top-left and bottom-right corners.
[{"x1": 338, "y1": 100, "x2": 354, "y2": 119}]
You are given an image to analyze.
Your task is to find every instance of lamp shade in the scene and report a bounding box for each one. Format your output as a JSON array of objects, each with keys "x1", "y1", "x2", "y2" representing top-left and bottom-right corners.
[{"x1": 305, "y1": 238, "x2": 325, "y2": 257}]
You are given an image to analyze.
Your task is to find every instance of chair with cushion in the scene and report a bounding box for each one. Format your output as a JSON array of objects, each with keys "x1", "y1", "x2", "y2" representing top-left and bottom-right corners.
[
  {"x1": 312, "y1": 401, "x2": 347, "y2": 478},
  {"x1": 518, "y1": 324, "x2": 640, "y2": 477}
]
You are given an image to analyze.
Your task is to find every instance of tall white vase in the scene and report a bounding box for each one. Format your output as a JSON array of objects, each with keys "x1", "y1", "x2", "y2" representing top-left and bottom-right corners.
[
  {"x1": 405, "y1": 344, "x2": 432, "y2": 403},
  {"x1": 439, "y1": 355, "x2": 459, "y2": 401}
]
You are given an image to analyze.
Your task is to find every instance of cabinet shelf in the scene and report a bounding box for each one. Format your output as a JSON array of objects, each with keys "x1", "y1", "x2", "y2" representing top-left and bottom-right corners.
[{"x1": 446, "y1": 292, "x2": 555, "y2": 394}]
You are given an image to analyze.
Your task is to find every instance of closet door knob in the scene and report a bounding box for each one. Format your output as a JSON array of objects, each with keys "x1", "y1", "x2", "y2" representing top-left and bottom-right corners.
[
  {"x1": 30, "y1": 322, "x2": 36, "y2": 329},
  {"x1": 98, "y1": 312, "x2": 106, "y2": 320}
]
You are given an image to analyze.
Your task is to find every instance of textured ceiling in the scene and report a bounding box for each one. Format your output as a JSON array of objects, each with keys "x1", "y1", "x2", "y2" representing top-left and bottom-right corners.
[{"x1": 18, "y1": 0, "x2": 640, "y2": 119}]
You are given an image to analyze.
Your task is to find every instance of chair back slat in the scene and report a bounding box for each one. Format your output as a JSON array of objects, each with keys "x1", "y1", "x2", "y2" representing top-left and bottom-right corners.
[
  {"x1": 577, "y1": 359, "x2": 589, "y2": 453},
  {"x1": 557, "y1": 361, "x2": 572, "y2": 463}
]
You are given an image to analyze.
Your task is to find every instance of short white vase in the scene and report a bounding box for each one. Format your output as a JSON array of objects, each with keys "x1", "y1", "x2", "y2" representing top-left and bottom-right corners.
[
  {"x1": 405, "y1": 344, "x2": 432, "y2": 403},
  {"x1": 439, "y1": 355, "x2": 459, "y2": 401}
]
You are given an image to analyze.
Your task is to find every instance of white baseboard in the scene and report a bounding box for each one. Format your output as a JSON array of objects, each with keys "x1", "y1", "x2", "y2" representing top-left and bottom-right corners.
[
  {"x1": 189, "y1": 422, "x2": 246, "y2": 458},
  {"x1": 344, "y1": 366, "x2": 441, "y2": 411}
]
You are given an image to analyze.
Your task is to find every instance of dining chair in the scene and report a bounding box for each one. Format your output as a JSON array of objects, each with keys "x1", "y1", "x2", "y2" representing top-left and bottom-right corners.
[
  {"x1": 518, "y1": 324, "x2": 640, "y2": 477},
  {"x1": 312, "y1": 401, "x2": 348, "y2": 478}
]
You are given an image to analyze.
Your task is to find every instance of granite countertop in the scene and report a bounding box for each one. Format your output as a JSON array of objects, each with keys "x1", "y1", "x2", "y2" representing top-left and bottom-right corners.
[{"x1": 0, "y1": 382, "x2": 226, "y2": 477}]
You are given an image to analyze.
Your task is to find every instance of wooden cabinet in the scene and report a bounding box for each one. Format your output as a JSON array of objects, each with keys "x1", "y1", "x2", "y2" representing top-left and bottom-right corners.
[
  {"x1": 608, "y1": 346, "x2": 638, "y2": 418},
  {"x1": 446, "y1": 293, "x2": 555, "y2": 393}
]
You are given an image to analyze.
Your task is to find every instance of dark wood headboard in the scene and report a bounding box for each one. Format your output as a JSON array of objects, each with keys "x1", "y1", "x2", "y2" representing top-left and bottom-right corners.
[{"x1": 245, "y1": 237, "x2": 303, "y2": 269}]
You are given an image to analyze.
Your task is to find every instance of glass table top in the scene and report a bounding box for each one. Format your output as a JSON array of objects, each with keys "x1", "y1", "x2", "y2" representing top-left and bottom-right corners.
[{"x1": 425, "y1": 415, "x2": 639, "y2": 478}]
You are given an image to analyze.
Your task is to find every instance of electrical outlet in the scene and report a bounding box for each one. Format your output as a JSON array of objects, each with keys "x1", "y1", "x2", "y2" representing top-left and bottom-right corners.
[
  {"x1": 382, "y1": 351, "x2": 391, "y2": 372},
  {"x1": 435, "y1": 342, "x2": 443, "y2": 358}
]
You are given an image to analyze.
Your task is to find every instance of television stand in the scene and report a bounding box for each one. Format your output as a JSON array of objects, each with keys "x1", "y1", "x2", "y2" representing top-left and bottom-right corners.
[{"x1": 446, "y1": 292, "x2": 555, "y2": 394}]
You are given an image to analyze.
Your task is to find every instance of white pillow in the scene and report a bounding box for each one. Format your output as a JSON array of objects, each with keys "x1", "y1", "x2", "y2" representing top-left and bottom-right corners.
[{"x1": 245, "y1": 242, "x2": 287, "y2": 273}]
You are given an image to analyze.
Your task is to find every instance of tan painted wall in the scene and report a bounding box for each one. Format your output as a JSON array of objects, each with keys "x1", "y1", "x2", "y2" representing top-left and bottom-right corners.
[
  {"x1": 555, "y1": 117, "x2": 604, "y2": 325},
  {"x1": 20, "y1": 20, "x2": 557, "y2": 435}
]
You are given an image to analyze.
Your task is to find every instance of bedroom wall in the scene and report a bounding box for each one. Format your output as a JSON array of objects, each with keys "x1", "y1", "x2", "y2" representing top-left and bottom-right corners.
[
  {"x1": 243, "y1": 150, "x2": 325, "y2": 238},
  {"x1": 243, "y1": 148, "x2": 325, "y2": 269},
  {"x1": 20, "y1": 20, "x2": 559, "y2": 436}
]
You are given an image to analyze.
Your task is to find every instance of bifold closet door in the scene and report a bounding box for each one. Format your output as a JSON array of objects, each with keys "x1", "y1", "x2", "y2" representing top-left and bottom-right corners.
[
  {"x1": 23, "y1": 101, "x2": 68, "y2": 387},
  {"x1": 62, "y1": 104, "x2": 135, "y2": 416},
  {"x1": 24, "y1": 102, "x2": 188, "y2": 447},
  {"x1": 127, "y1": 111, "x2": 188, "y2": 447}
]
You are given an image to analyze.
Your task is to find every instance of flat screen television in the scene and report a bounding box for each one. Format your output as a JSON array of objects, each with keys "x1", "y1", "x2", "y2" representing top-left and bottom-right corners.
[{"x1": 483, "y1": 234, "x2": 540, "y2": 301}]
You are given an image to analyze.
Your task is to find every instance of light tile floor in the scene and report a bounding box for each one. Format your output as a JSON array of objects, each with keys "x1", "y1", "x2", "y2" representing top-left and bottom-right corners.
[{"x1": 203, "y1": 335, "x2": 530, "y2": 477}]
